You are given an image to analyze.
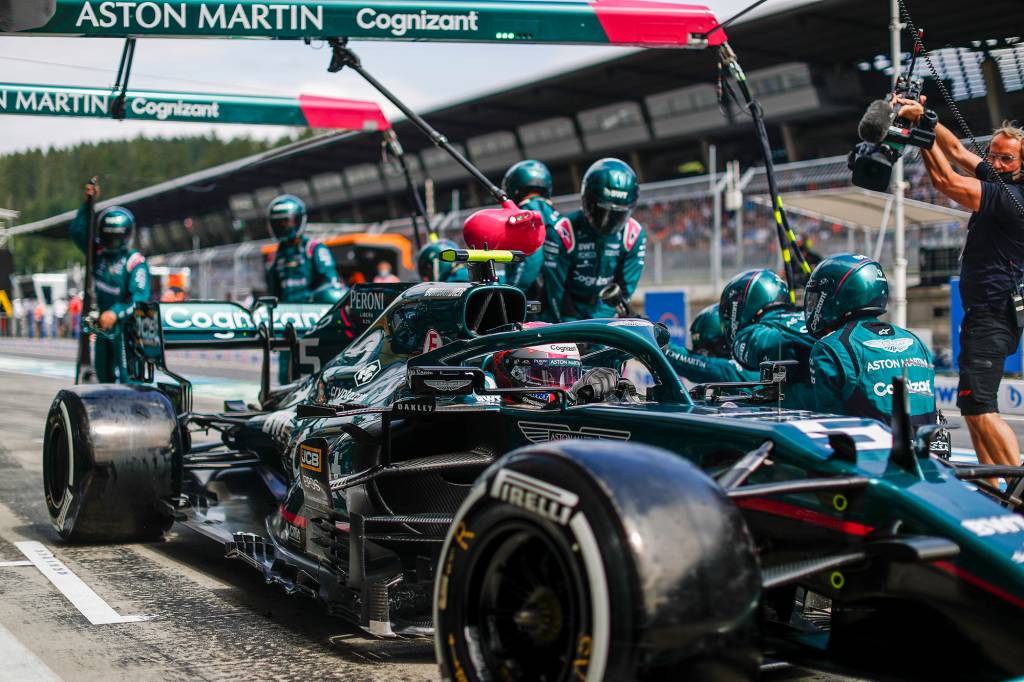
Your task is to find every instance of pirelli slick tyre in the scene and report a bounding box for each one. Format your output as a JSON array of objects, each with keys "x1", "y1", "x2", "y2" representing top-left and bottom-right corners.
[
  {"x1": 43, "y1": 385, "x2": 181, "y2": 542},
  {"x1": 434, "y1": 441, "x2": 761, "y2": 682}
]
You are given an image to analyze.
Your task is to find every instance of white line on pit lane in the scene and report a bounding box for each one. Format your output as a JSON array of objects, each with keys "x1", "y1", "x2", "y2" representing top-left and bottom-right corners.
[
  {"x1": 0, "y1": 621, "x2": 61, "y2": 682},
  {"x1": 15, "y1": 541, "x2": 151, "y2": 626},
  {"x1": 0, "y1": 560, "x2": 32, "y2": 567}
]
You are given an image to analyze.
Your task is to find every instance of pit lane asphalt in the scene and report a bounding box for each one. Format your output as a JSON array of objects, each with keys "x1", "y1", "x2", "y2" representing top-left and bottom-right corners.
[
  {"x1": 0, "y1": 341, "x2": 865, "y2": 681},
  {"x1": 0, "y1": 362, "x2": 439, "y2": 681}
]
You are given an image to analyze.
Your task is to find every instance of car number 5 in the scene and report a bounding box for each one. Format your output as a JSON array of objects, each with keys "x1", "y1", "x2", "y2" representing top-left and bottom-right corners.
[{"x1": 299, "y1": 338, "x2": 320, "y2": 374}]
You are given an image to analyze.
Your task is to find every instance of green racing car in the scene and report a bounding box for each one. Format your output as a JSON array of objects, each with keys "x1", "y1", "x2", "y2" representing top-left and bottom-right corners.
[{"x1": 40, "y1": 268, "x2": 1024, "y2": 681}]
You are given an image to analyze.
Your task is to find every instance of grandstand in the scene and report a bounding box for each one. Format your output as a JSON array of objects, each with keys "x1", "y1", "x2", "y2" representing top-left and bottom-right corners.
[{"x1": 143, "y1": 146, "x2": 964, "y2": 299}]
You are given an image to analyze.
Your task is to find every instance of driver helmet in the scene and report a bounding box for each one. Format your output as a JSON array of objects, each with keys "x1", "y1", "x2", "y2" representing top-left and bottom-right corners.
[
  {"x1": 267, "y1": 194, "x2": 307, "y2": 241},
  {"x1": 502, "y1": 160, "x2": 553, "y2": 205},
  {"x1": 95, "y1": 206, "x2": 135, "y2": 253},
  {"x1": 491, "y1": 324, "x2": 582, "y2": 406},
  {"x1": 804, "y1": 253, "x2": 888, "y2": 338},
  {"x1": 689, "y1": 303, "x2": 730, "y2": 358},
  {"x1": 580, "y1": 158, "x2": 639, "y2": 235},
  {"x1": 719, "y1": 269, "x2": 790, "y2": 346},
  {"x1": 417, "y1": 239, "x2": 460, "y2": 281}
]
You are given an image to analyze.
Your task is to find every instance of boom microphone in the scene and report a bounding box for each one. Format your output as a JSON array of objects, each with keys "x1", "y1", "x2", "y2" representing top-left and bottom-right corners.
[{"x1": 858, "y1": 99, "x2": 894, "y2": 144}]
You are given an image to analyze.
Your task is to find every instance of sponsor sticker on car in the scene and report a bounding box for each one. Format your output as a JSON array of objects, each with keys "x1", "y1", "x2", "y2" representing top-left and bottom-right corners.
[
  {"x1": 423, "y1": 329, "x2": 443, "y2": 353},
  {"x1": 300, "y1": 443, "x2": 322, "y2": 473},
  {"x1": 518, "y1": 421, "x2": 631, "y2": 443},
  {"x1": 354, "y1": 360, "x2": 381, "y2": 386},
  {"x1": 490, "y1": 469, "x2": 579, "y2": 525}
]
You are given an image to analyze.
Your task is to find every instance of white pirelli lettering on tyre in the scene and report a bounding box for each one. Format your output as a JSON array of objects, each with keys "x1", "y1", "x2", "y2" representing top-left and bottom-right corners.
[{"x1": 490, "y1": 469, "x2": 579, "y2": 525}]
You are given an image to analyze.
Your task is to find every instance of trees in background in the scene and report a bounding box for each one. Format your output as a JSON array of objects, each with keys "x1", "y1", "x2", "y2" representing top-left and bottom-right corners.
[{"x1": 2, "y1": 132, "x2": 295, "y2": 273}]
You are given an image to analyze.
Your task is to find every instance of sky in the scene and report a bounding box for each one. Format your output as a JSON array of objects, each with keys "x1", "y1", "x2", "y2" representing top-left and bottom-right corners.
[{"x1": 0, "y1": 0, "x2": 767, "y2": 155}]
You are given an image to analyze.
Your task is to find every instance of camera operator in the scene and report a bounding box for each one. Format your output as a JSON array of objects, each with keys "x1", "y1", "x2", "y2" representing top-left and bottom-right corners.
[{"x1": 897, "y1": 95, "x2": 1024, "y2": 469}]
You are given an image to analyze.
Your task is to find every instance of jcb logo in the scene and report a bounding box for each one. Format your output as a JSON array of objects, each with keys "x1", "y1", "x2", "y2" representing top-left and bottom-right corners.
[{"x1": 300, "y1": 446, "x2": 322, "y2": 473}]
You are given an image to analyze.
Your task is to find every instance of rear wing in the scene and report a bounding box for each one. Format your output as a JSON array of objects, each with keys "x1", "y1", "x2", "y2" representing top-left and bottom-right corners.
[{"x1": 159, "y1": 301, "x2": 332, "y2": 349}]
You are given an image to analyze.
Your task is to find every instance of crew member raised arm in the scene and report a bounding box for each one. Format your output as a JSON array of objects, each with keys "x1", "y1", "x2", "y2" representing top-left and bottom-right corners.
[
  {"x1": 69, "y1": 182, "x2": 150, "y2": 383},
  {"x1": 897, "y1": 96, "x2": 1024, "y2": 468}
]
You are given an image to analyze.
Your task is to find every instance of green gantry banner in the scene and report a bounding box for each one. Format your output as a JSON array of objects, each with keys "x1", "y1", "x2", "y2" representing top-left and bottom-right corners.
[
  {"x1": 0, "y1": 82, "x2": 391, "y2": 129},
  {"x1": 2, "y1": 0, "x2": 725, "y2": 48}
]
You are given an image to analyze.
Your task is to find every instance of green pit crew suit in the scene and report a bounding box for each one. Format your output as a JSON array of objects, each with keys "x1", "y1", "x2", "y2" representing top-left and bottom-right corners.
[
  {"x1": 70, "y1": 204, "x2": 151, "y2": 383},
  {"x1": 721, "y1": 269, "x2": 816, "y2": 411},
  {"x1": 540, "y1": 158, "x2": 646, "y2": 321},
  {"x1": 501, "y1": 160, "x2": 561, "y2": 294},
  {"x1": 265, "y1": 194, "x2": 344, "y2": 383},
  {"x1": 266, "y1": 236, "x2": 344, "y2": 303},
  {"x1": 805, "y1": 254, "x2": 935, "y2": 427},
  {"x1": 665, "y1": 303, "x2": 758, "y2": 384}
]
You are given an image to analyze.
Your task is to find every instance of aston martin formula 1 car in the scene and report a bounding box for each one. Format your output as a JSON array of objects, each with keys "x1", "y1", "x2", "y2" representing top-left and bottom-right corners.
[{"x1": 42, "y1": 271, "x2": 1024, "y2": 681}]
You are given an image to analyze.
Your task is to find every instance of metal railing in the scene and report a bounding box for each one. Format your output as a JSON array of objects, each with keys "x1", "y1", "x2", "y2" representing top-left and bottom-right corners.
[{"x1": 148, "y1": 149, "x2": 970, "y2": 298}]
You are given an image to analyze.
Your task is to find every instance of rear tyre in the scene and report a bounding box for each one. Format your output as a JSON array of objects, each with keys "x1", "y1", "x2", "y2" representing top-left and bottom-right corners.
[
  {"x1": 43, "y1": 385, "x2": 181, "y2": 542},
  {"x1": 435, "y1": 441, "x2": 761, "y2": 681}
]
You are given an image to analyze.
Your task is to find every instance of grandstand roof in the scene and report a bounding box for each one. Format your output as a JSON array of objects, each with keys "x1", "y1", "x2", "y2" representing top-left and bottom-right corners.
[
  {"x1": 753, "y1": 187, "x2": 971, "y2": 230},
  {"x1": 7, "y1": 0, "x2": 1020, "y2": 249}
]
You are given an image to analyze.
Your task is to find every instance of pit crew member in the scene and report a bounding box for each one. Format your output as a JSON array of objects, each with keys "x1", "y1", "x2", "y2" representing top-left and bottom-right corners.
[
  {"x1": 265, "y1": 194, "x2": 345, "y2": 382},
  {"x1": 540, "y1": 158, "x2": 646, "y2": 321},
  {"x1": 69, "y1": 182, "x2": 151, "y2": 383},
  {"x1": 721, "y1": 269, "x2": 816, "y2": 410},
  {"x1": 805, "y1": 253, "x2": 936, "y2": 426},
  {"x1": 664, "y1": 303, "x2": 759, "y2": 384},
  {"x1": 896, "y1": 97, "x2": 1024, "y2": 469},
  {"x1": 501, "y1": 160, "x2": 561, "y2": 295}
]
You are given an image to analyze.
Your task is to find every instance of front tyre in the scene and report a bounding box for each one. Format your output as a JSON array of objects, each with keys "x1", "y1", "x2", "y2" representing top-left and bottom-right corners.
[
  {"x1": 435, "y1": 441, "x2": 761, "y2": 682},
  {"x1": 43, "y1": 385, "x2": 181, "y2": 542}
]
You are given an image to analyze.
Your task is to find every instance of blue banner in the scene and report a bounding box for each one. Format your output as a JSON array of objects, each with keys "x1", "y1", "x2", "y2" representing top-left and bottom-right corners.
[{"x1": 644, "y1": 290, "x2": 687, "y2": 346}]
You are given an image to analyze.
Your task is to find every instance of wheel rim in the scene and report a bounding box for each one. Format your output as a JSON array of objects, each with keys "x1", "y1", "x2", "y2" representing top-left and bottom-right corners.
[
  {"x1": 468, "y1": 522, "x2": 582, "y2": 682},
  {"x1": 45, "y1": 419, "x2": 69, "y2": 509}
]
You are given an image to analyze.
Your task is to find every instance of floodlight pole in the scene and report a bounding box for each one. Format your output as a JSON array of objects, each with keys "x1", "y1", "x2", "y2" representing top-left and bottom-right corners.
[
  {"x1": 891, "y1": 0, "x2": 908, "y2": 327},
  {"x1": 710, "y1": 144, "x2": 722, "y2": 292},
  {"x1": 327, "y1": 39, "x2": 510, "y2": 206}
]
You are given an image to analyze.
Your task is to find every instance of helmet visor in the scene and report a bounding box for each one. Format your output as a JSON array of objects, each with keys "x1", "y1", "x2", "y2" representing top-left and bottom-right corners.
[
  {"x1": 510, "y1": 357, "x2": 582, "y2": 389},
  {"x1": 98, "y1": 225, "x2": 130, "y2": 251},
  {"x1": 587, "y1": 202, "x2": 632, "y2": 235},
  {"x1": 803, "y1": 288, "x2": 824, "y2": 336},
  {"x1": 269, "y1": 215, "x2": 303, "y2": 240}
]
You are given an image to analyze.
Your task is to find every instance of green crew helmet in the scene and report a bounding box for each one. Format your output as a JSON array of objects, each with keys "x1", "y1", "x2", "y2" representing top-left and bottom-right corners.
[
  {"x1": 804, "y1": 253, "x2": 888, "y2": 338},
  {"x1": 502, "y1": 160, "x2": 553, "y2": 204},
  {"x1": 689, "y1": 304, "x2": 730, "y2": 358},
  {"x1": 95, "y1": 206, "x2": 135, "y2": 252},
  {"x1": 417, "y1": 239, "x2": 459, "y2": 281},
  {"x1": 719, "y1": 269, "x2": 791, "y2": 345},
  {"x1": 267, "y1": 194, "x2": 307, "y2": 241},
  {"x1": 581, "y1": 158, "x2": 639, "y2": 234}
]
